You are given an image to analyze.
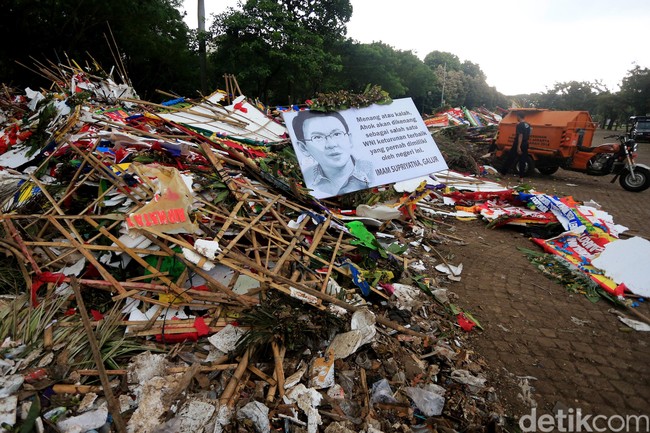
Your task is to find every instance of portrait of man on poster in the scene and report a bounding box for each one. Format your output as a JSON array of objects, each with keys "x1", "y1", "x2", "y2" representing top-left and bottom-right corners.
[{"x1": 291, "y1": 110, "x2": 374, "y2": 198}]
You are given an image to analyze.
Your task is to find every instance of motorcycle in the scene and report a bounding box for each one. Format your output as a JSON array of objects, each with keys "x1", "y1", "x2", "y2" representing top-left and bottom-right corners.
[
  {"x1": 570, "y1": 134, "x2": 649, "y2": 192},
  {"x1": 495, "y1": 134, "x2": 650, "y2": 192}
]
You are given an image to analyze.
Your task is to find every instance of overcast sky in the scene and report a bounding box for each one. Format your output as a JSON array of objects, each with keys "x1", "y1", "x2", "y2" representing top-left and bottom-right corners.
[{"x1": 180, "y1": 0, "x2": 650, "y2": 96}]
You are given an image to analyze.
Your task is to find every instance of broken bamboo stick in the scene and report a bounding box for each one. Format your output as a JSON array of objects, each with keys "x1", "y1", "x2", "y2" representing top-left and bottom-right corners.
[
  {"x1": 271, "y1": 340, "x2": 286, "y2": 399},
  {"x1": 219, "y1": 347, "x2": 252, "y2": 406},
  {"x1": 71, "y1": 277, "x2": 127, "y2": 433}
]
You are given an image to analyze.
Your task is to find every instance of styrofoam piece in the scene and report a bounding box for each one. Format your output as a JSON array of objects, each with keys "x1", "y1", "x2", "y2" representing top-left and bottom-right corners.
[
  {"x1": 237, "y1": 401, "x2": 270, "y2": 433},
  {"x1": 127, "y1": 352, "x2": 168, "y2": 385},
  {"x1": 169, "y1": 399, "x2": 217, "y2": 433},
  {"x1": 0, "y1": 375, "x2": 23, "y2": 398},
  {"x1": 327, "y1": 384, "x2": 345, "y2": 400},
  {"x1": 56, "y1": 403, "x2": 108, "y2": 433},
  {"x1": 76, "y1": 393, "x2": 98, "y2": 413},
  {"x1": 327, "y1": 331, "x2": 366, "y2": 360},
  {"x1": 326, "y1": 328, "x2": 375, "y2": 360},
  {"x1": 212, "y1": 404, "x2": 233, "y2": 433},
  {"x1": 409, "y1": 260, "x2": 426, "y2": 272},
  {"x1": 127, "y1": 376, "x2": 176, "y2": 432},
  {"x1": 0, "y1": 396, "x2": 17, "y2": 430},
  {"x1": 284, "y1": 363, "x2": 307, "y2": 389},
  {"x1": 233, "y1": 274, "x2": 260, "y2": 295},
  {"x1": 193, "y1": 239, "x2": 222, "y2": 259},
  {"x1": 207, "y1": 324, "x2": 247, "y2": 354},
  {"x1": 114, "y1": 233, "x2": 152, "y2": 250},
  {"x1": 181, "y1": 247, "x2": 215, "y2": 271},
  {"x1": 337, "y1": 215, "x2": 383, "y2": 228},
  {"x1": 391, "y1": 283, "x2": 422, "y2": 310},
  {"x1": 351, "y1": 313, "x2": 377, "y2": 345},
  {"x1": 285, "y1": 384, "x2": 322, "y2": 433},
  {"x1": 309, "y1": 350, "x2": 335, "y2": 389}
]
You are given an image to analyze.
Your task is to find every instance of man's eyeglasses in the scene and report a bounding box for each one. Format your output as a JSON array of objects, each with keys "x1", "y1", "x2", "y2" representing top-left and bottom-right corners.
[{"x1": 305, "y1": 131, "x2": 348, "y2": 144}]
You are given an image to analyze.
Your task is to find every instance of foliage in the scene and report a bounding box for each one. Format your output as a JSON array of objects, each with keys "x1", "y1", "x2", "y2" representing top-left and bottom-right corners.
[
  {"x1": 432, "y1": 129, "x2": 481, "y2": 175},
  {"x1": 335, "y1": 41, "x2": 405, "y2": 95},
  {"x1": 619, "y1": 65, "x2": 650, "y2": 116},
  {"x1": 518, "y1": 247, "x2": 622, "y2": 304},
  {"x1": 235, "y1": 292, "x2": 344, "y2": 353},
  {"x1": 0, "y1": 259, "x2": 26, "y2": 295},
  {"x1": 424, "y1": 51, "x2": 462, "y2": 72},
  {"x1": 0, "y1": 0, "x2": 199, "y2": 99},
  {"x1": 424, "y1": 52, "x2": 507, "y2": 110},
  {"x1": 1, "y1": 0, "x2": 646, "y2": 116},
  {"x1": 534, "y1": 80, "x2": 601, "y2": 111},
  {"x1": 257, "y1": 144, "x2": 313, "y2": 197},
  {"x1": 461, "y1": 60, "x2": 486, "y2": 80},
  {"x1": 210, "y1": 0, "x2": 352, "y2": 103},
  {"x1": 25, "y1": 102, "x2": 58, "y2": 157},
  {"x1": 309, "y1": 84, "x2": 392, "y2": 111},
  {"x1": 332, "y1": 41, "x2": 438, "y2": 110}
]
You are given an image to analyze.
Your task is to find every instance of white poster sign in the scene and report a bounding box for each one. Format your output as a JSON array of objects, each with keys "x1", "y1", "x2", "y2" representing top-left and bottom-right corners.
[{"x1": 283, "y1": 98, "x2": 447, "y2": 199}]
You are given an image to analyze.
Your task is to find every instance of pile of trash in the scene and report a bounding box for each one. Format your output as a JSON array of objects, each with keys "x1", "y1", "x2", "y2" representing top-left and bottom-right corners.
[
  {"x1": 0, "y1": 66, "x2": 510, "y2": 433},
  {"x1": 423, "y1": 107, "x2": 502, "y2": 129}
]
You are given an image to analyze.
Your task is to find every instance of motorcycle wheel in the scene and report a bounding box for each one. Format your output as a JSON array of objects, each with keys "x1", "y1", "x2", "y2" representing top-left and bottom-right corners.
[
  {"x1": 537, "y1": 166, "x2": 559, "y2": 175},
  {"x1": 619, "y1": 167, "x2": 650, "y2": 192}
]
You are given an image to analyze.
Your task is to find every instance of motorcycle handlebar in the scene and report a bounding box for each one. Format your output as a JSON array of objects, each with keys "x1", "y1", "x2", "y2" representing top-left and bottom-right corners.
[{"x1": 604, "y1": 134, "x2": 628, "y2": 140}]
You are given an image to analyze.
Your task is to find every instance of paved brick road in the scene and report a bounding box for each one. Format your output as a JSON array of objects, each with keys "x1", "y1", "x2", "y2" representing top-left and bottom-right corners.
[{"x1": 447, "y1": 130, "x2": 650, "y2": 423}]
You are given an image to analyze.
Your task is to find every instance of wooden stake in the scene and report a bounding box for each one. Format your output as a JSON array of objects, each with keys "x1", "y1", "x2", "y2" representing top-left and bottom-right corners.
[
  {"x1": 70, "y1": 277, "x2": 127, "y2": 433},
  {"x1": 271, "y1": 340, "x2": 286, "y2": 398},
  {"x1": 266, "y1": 345, "x2": 286, "y2": 403},
  {"x1": 219, "y1": 347, "x2": 252, "y2": 406}
]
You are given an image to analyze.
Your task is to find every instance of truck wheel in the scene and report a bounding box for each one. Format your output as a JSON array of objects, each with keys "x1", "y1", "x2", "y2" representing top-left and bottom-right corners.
[
  {"x1": 619, "y1": 167, "x2": 650, "y2": 192},
  {"x1": 537, "y1": 166, "x2": 559, "y2": 175}
]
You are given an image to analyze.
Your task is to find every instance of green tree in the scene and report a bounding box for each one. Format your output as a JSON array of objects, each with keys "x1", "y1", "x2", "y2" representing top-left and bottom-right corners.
[
  {"x1": 332, "y1": 42, "x2": 437, "y2": 112},
  {"x1": 423, "y1": 51, "x2": 461, "y2": 72},
  {"x1": 335, "y1": 42, "x2": 407, "y2": 96},
  {"x1": 594, "y1": 91, "x2": 627, "y2": 129},
  {"x1": 0, "y1": 0, "x2": 198, "y2": 99},
  {"x1": 394, "y1": 50, "x2": 438, "y2": 113},
  {"x1": 461, "y1": 60, "x2": 486, "y2": 80},
  {"x1": 536, "y1": 81, "x2": 600, "y2": 111},
  {"x1": 619, "y1": 65, "x2": 650, "y2": 116},
  {"x1": 424, "y1": 51, "x2": 507, "y2": 110},
  {"x1": 210, "y1": 0, "x2": 352, "y2": 103}
]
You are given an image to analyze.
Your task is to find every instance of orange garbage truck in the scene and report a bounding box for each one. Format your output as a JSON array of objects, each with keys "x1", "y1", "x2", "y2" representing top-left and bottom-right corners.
[
  {"x1": 493, "y1": 108, "x2": 597, "y2": 175},
  {"x1": 493, "y1": 108, "x2": 650, "y2": 191}
]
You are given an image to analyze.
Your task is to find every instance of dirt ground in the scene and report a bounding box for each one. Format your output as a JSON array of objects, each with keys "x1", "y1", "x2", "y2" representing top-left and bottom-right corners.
[{"x1": 440, "y1": 129, "x2": 650, "y2": 424}]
